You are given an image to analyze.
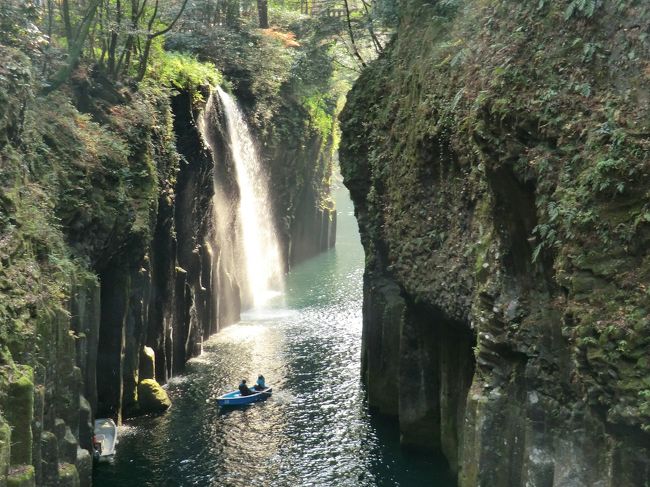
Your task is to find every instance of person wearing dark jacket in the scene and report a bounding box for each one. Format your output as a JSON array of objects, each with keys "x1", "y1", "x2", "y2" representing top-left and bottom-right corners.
[{"x1": 239, "y1": 379, "x2": 253, "y2": 396}]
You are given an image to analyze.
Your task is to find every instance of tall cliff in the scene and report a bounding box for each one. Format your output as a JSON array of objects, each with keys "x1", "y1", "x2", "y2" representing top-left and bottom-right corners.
[
  {"x1": 0, "y1": 54, "x2": 233, "y2": 484},
  {"x1": 0, "y1": 44, "x2": 335, "y2": 485},
  {"x1": 261, "y1": 98, "x2": 337, "y2": 269},
  {"x1": 340, "y1": 0, "x2": 650, "y2": 485}
]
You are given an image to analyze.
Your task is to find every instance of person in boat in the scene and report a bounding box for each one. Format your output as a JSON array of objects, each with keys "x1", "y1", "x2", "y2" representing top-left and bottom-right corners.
[
  {"x1": 92, "y1": 435, "x2": 102, "y2": 460},
  {"x1": 239, "y1": 379, "x2": 253, "y2": 396},
  {"x1": 253, "y1": 374, "x2": 266, "y2": 391}
]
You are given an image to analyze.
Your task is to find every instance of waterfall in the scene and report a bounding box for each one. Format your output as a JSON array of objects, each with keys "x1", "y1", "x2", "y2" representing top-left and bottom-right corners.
[{"x1": 199, "y1": 87, "x2": 284, "y2": 311}]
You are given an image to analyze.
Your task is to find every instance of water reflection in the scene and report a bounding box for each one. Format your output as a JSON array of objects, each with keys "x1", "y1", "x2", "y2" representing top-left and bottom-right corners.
[{"x1": 93, "y1": 184, "x2": 454, "y2": 487}]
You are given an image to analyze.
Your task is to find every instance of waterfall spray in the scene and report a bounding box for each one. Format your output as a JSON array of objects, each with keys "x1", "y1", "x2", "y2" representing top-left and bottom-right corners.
[{"x1": 214, "y1": 87, "x2": 285, "y2": 307}]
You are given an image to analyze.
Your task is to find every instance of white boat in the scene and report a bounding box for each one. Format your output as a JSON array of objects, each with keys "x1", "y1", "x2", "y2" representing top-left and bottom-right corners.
[{"x1": 93, "y1": 418, "x2": 118, "y2": 460}]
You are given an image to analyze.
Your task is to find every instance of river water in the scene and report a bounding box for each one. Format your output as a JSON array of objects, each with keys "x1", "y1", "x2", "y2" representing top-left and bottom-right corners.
[{"x1": 94, "y1": 184, "x2": 454, "y2": 487}]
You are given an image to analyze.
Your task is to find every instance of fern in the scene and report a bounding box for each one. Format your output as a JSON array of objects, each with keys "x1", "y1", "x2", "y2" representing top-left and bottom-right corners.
[{"x1": 564, "y1": 0, "x2": 601, "y2": 20}]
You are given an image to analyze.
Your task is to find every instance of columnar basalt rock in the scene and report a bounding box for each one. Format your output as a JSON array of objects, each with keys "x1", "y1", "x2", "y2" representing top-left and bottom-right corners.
[
  {"x1": 271, "y1": 137, "x2": 337, "y2": 268},
  {"x1": 1, "y1": 35, "x2": 338, "y2": 482},
  {"x1": 340, "y1": 0, "x2": 650, "y2": 485},
  {"x1": 0, "y1": 416, "x2": 11, "y2": 482},
  {"x1": 0, "y1": 81, "x2": 241, "y2": 484},
  {"x1": 5, "y1": 366, "x2": 34, "y2": 467}
]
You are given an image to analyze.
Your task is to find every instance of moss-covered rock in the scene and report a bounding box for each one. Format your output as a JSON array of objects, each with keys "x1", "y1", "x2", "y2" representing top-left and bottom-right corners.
[
  {"x1": 57, "y1": 463, "x2": 79, "y2": 487},
  {"x1": 137, "y1": 379, "x2": 171, "y2": 414},
  {"x1": 4, "y1": 366, "x2": 33, "y2": 466},
  {"x1": 0, "y1": 415, "x2": 10, "y2": 483},
  {"x1": 140, "y1": 346, "x2": 156, "y2": 381},
  {"x1": 40, "y1": 431, "x2": 59, "y2": 486},
  {"x1": 74, "y1": 448, "x2": 92, "y2": 487},
  {"x1": 340, "y1": 0, "x2": 650, "y2": 484},
  {"x1": 0, "y1": 46, "x2": 32, "y2": 149},
  {"x1": 6, "y1": 465, "x2": 34, "y2": 487}
]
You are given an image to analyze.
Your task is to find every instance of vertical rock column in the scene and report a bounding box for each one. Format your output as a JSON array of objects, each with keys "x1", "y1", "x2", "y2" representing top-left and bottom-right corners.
[
  {"x1": 97, "y1": 265, "x2": 129, "y2": 422},
  {"x1": 0, "y1": 415, "x2": 10, "y2": 483},
  {"x1": 6, "y1": 366, "x2": 34, "y2": 466},
  {"x1": 399, "y1": 303, "x2": 441, "y2": 451},
  {"x1": 70, "y1": 278, "x2": 101, "y2": 413},
  {"x1": 4, "y1": 365, "x2": 36, "y2": 486},
  {"x1": 362, "y1": 276, "x2": 403, "y2": 415}
]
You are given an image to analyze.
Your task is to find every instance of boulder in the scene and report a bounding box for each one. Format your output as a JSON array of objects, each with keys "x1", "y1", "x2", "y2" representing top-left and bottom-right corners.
[
  {"x1": 139, "y1": 347, "x2": 156, "y2": 381},
  {"x1": 6, "y1": 465, "x2": 34, "y2": 487},
  {"x1": 137, "y1": 379, "x2": 171, "y2": 414}
]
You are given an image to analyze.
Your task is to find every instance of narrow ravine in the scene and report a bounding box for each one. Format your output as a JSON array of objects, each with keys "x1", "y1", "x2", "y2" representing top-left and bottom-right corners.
[{"x1": 92, "y1": 183, "x2": 454, "y2": 487}]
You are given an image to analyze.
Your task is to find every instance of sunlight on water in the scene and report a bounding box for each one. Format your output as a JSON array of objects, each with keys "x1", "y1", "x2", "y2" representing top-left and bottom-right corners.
[{"x1": 93, "y1": 182, "x2": 454, "y2": 487}]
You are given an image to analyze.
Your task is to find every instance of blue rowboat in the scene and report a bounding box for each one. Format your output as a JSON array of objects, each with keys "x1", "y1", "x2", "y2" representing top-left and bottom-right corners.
[{"x1": 217, "y1": 387, "x2": 272, "y2": 407}]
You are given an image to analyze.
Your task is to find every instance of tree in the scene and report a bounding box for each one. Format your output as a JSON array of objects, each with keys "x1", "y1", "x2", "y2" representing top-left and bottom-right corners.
[
  {"x1": 136, "y1": 0, "x2": 191, "y2": 80},
  {"x1": 257, "y1": 0, "x2": 269, "y2": 29},
  {"x1": 43, "y1": 0, "x2": 103, "y2": 93}
]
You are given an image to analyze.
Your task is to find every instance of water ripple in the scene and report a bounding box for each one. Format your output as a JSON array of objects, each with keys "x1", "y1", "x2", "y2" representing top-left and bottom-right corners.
[{"x1": 93, "y1": 188, "x2": 453, "y2": 487}]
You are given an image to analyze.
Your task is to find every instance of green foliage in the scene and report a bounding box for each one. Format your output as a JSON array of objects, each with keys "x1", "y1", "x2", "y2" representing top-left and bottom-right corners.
[
  {"x1": 146, "y1": 51, "x2": 221, "y2": 100},
  {"x1": 564, "y1": 0, "x2": 602, "y2": 20},
  {"x1": 0, "y1": 47, "x2": 33, "y2": 147},
  {"x1": 0, "y1": 59, "x2": 181, "y2": 360},
  {"x1": 0, "y1": 0, "x2": 42, "y2": 50},
  {"x1": 434, "y1": 0, "x2": 463, "y2": 17},
  {"x1": 302, "y1": 93, "x2": 336, "y2": 140}
]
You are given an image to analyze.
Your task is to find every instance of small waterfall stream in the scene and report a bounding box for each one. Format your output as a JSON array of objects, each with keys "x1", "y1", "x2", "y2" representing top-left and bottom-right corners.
[
  {"x1": 199, "y1": 87, "x2": 285, "y2": 312},
  {"x1": 216, "y1": 87, "x2": 284, "y2": 307}
]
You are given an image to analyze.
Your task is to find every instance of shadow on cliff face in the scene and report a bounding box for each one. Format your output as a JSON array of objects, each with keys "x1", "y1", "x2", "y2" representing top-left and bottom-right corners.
[
  {"x1": 400, "y1": 299, "x2": 476, "y2": 475},
  {"x1": 96, "y1": 89, "x2": 241, "y2": 421},
  {"x1": 360, "y1": 269, "x2": 476, "y2": 482}
]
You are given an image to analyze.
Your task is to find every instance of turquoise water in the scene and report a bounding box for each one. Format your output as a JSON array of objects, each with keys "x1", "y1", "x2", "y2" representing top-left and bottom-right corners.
[{"x1": 93, "y1": 184, "x2": 454, "y2": 486}]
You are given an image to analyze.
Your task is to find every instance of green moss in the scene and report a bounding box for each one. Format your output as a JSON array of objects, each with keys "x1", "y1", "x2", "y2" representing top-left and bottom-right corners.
[
  {"x1": 341, "y1": 0, "x2": 650, "y2": 432},
  {"x1": 140, "y1": 346, "x2": 156, "y2": 381},
  {"x1": 0, "y1": 415, "x2": 10, "y2": 479},
  {"x1": 0, "y1": 57, "x2": 186, "y2": 388},
  {"x1": 7, "y1": 464, "x2": 35, "y2": 487},
  {"x1": 144, "y1": 51, "x2": 221, "y2": 102},
  {"x1": 57, "y1": 463, "x2": 79, "y2": 487},
  {"x1": 137, "y1": 379, "x2": 171, "y2": 414},
  {"x1": 5, "y1": 365, "x2": 33, "y2": 466}
]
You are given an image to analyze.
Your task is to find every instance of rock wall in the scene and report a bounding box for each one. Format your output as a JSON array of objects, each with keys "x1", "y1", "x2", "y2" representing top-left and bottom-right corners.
[
  {"x1": 268, "y1": 133, "x2": 337, "y2": 269},
  {"x1": 0, "y1": 66, "x2": 243, "y2": 484},
  {"x1": 0, "y1": 60, "x2": 335, "y2": 484},
  {"x1": 340, "y1": 0, "x2": 650, "y2": 485},
  {"x1": 90, "y1": 87, "x2": 237, "y2": 421}
]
